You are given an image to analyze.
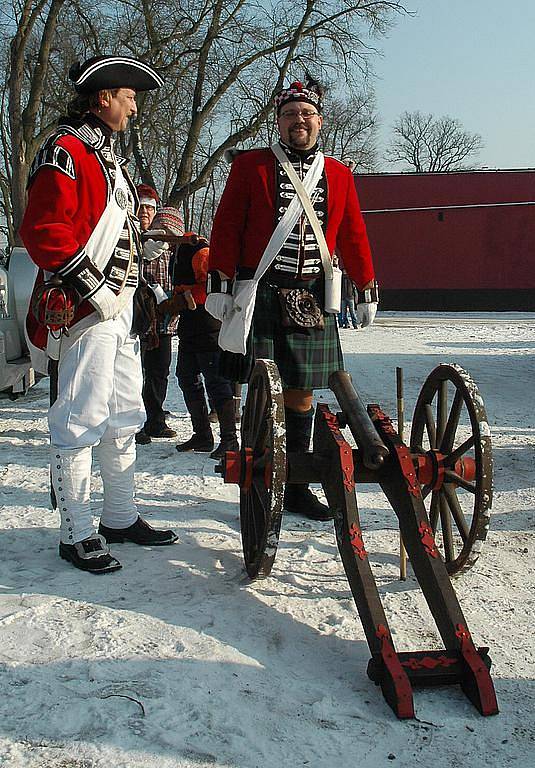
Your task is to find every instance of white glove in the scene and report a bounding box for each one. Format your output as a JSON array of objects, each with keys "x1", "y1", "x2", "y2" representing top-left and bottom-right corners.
[
  {"x1": 147, "y1": 283, "x2": 167, "y2": 304},
  {"x1": 143, "y1": 239, "x2": 169, "y2": 262},
  {"x1": 205, "y1": 292, "x2": 233, "y2": 322},
  {"x1": 356, "y1": 301, "x2": 378, "y2": 328}
]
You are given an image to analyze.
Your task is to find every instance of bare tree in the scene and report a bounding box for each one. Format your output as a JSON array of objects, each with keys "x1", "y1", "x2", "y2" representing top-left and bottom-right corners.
[
  {"x1": 117, "y1": 0, "x2": 407, "y2": 208},
  {"x1": 1, "y1": 0, "x2": 114, "y2": 243},
  {"x1": 385, "y1": 110, "x2": 484, "y2": 172},
  {"x1": 320, "y1": 87, "x2": 378, "y2": 170},
  {"x1": 0, "y1": 0, "x2": 409, "y2": 243}
]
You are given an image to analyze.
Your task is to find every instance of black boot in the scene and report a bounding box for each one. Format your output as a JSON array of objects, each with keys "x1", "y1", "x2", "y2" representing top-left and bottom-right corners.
[
  {"x1": 176, "y1": 400, "x2": 214, "y2": 452},
  {"x1": 210, "y1": 399, "x2": 239, "y2": 460},
  {"x1": 283, "y1": 407, "x2": 333, "y2": 521}
]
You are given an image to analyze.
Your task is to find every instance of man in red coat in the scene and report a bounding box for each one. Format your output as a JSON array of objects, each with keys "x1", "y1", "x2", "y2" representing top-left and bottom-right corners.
[
  {"x1": 20, "y1": 55, "x2": 177, "y2": 573},
  {"x1": 207, "y1": 76, "x2": 378, "y2": 520}
]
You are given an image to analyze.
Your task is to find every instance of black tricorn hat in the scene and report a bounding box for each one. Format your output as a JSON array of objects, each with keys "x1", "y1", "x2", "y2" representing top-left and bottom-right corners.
[{"x1": 69, "y1": 55, "x2": 164, "y2": 94}]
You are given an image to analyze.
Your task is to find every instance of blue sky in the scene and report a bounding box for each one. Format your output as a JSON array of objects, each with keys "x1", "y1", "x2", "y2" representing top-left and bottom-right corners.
[{"x1": 373, "y1": 0, "x2": 535, "y2": 170}]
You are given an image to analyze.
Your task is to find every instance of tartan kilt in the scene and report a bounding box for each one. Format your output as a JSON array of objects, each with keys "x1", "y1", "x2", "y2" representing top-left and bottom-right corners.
[{"x1": 251, "y1": 278, "x2": 344, "y2": 390}]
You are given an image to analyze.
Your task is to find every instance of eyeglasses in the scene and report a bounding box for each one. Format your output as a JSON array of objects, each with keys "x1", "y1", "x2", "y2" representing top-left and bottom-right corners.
[{"x1": 279, "y1": 109, "x2": 320, "y2": 120}]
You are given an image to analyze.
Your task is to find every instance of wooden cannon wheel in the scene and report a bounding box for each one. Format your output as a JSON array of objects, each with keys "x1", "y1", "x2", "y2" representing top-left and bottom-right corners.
[
  {"x1": 239, "y1": 360, "x2": 286, "y2": 579},
  {"x1": 410, "y1": 364, "x2": 493, "y2": 576}
]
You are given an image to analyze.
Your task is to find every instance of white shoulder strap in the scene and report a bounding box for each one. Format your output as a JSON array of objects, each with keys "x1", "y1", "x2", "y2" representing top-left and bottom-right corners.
[
  {"x1": 251, "y1": 147, "x2": 324, "y2": 283},
  {"x1": 271, "y1": 143, "x2": 333, "y2": 279},
  {"x1": 84, "y1": 155, "x2": 129, "y2": 272}
]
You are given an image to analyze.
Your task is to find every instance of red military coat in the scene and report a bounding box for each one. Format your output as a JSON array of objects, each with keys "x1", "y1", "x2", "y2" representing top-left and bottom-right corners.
[
  {"x1": 20, "y1": 135, "x2": 108, "y2": 276},
  {"x1": 209, "y1": 148, "x2": 375, "y2": 289},
  {"x1": 20, "y1": 117, "x2": 138, "y2": 347}
]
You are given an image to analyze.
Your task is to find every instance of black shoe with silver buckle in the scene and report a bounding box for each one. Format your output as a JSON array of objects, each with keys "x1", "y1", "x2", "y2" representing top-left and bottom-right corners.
[
  {"x1": 98, "y1": 516, "x2": 178, "y2": 546},
  {"x1": 59, "y1": 533, "x2": 122, "y2": 574}
]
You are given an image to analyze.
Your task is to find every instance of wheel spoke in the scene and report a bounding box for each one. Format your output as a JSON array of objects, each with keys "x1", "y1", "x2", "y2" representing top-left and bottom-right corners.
[
  {"x1": 250, "y1": 480, "x2": 268, "y2": 536},
  {"x1": 249, "y1": 386, "x2": 266, "y2": 449},
  {"x1": 440, "y1": 390, "x2": 464, "y2": 454},
  {"x1": 424, "y1": 404, "x2": 437, "y2": 448},
  {"x1": 241, "y1": 490, "x2": 254, "y2": 558},
  {"x1": 442, "y1": 483, "x2": 470, "y2": 542},
  {"x1": 437, "y1": 379, "x2": 448, "y2": 445},
  {"x1": 421, "y1": 484, "x2": 433, "y2": 500},
  {"x1": 429, "y1": 490, "x2": 440, "y2": 531},
  {"x1": 443, "y1": 436, "x2": 475, "y2": 466},
  {"x1": 250, "y1": 414, "x2": 268, "y2": 458},
  {"x1": 252, "y1": 474, "x2": 270, "y2": 514},
  {"x1": 443, "y1": 469, "x2": 476, "y2": 494},
  {"x1": 439, "y1": 494, "x2": 455, "y2": 562},
  {"x1": 243, "y1": 383, "x2": 258, "y2": 444}
]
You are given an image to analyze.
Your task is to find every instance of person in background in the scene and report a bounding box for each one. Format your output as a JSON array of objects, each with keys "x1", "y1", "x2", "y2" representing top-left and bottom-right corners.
[
  {"x1": 20, "y1": 55, "x2": 178, "y2": 574},
  {"x1": 136, "y1": 189, "x2": 179, "y2": 444},
  {"x1": 339, "y1": 268, "x2": 359, "y2": 329},
  {"x1": 206, "y1": 75, "x2": 378, "y2": 521},
  {"x1": 172, "y1": 232, "x2": 239, "y2": 460},
  {"x1": 137, "y1": 183, "x2": 158, "y2": 233}
]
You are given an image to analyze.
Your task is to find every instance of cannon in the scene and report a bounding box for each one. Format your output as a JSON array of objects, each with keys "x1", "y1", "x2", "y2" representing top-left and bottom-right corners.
[{"x1": 215, "y1": 359, "x2": 498, "y2": 720}]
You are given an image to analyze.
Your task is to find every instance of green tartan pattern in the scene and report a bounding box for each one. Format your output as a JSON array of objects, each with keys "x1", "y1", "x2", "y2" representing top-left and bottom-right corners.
[{"x1": 252, "y1": 280, "x2": 344, "y2": 390}]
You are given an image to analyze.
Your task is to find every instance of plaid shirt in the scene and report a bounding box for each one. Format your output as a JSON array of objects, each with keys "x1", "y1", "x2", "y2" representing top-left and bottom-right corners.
[{"x1": 142, "y1": 247, "x2": 178, "y2": 334}]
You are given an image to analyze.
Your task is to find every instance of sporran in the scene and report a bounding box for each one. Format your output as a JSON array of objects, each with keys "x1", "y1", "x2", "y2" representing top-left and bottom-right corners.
[{"x1": 277, "y1": 287, "x2": 324, "y2": 330}]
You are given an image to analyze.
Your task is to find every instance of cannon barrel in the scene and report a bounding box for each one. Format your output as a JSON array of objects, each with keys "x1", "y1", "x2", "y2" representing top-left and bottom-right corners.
[{"x1": 329, "y1": 370, "x2": 389, "y2": 470}]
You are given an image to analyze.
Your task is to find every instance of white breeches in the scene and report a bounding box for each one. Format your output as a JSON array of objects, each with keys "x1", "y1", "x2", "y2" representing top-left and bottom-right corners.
[
  {"x1": 49, "y1": 304, "x2": 144, "y2": 544},
  {"x1": 95, "y1": 434, "x2": 138, "y2": 529},
  {"x1": 49, "y1": 303, "x2": 145, "y2": 448}
]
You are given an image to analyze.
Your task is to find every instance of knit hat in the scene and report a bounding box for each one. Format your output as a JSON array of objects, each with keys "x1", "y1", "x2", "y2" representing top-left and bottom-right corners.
[
  {"x1": 152, "y1": 206, "x2": 185, "y2": 237},
  {"x1": 137, "y1": 184, "x2": 159, "y2": 209},
  {"x1": 68, "y1": 55, "x2": 164, "y2": 94},
  {"x1": 274, "y1": 75, "x2": 324, "y2": 115}
]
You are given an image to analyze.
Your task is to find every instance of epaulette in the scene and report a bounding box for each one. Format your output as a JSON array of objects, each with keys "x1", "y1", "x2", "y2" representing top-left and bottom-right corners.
[
  {"x1": 57, "y1": 120, "x2": 107, "y2": 151},
  {"x1": 28, "y1": 130, "x2": 76, "y2": 185},
  {"x1": 28, "y1": 120, "x2": 130, "y2": 186},
  {"x1": 223, "y1": 146, "x2": 270, "y2": 164},
  {"x1": 58, "y1": 122, "x2": 129, "y2": 166},
  {"x1": 224, "y1": 147, "x2": 246, "y2": 164}
]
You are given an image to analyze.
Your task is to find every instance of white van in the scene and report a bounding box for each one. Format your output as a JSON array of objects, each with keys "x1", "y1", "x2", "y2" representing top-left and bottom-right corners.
[{"x1": 0, "y1": 247, "x2": 38, "y2": 397}]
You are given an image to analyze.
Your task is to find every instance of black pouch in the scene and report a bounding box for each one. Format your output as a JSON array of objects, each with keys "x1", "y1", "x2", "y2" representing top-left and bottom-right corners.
[
  {"x1": 219, "y1": 331, "x2": 255, "y2": 384},
  {"x1": 277, "y1": 287, "x2": 324, "y2": 330},
  {"x1": 132, "y1": 283, "x2": 159, "y2": 349}
]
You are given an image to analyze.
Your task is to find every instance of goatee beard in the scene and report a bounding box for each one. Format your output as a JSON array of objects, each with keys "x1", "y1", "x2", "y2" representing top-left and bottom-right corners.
[{"x1": 289, "y1": 132, "x2": 310, "y2": 149}]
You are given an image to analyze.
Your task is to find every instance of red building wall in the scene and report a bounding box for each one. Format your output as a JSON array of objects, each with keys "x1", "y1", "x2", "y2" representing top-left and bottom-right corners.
[{"x1": 354, "y1": 170, "x2": 535, "y2": 310}]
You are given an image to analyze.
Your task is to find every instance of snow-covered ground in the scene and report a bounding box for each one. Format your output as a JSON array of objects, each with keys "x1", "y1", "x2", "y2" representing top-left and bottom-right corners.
[{"x1": 1, "y1": 314, "x2": 534, "y2": 768}]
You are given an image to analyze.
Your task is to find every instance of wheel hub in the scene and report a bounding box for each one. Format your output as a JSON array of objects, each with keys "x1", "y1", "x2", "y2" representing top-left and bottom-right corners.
[{"x1": 414, "y1": 450, "x2": 476, "y2": 490}]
